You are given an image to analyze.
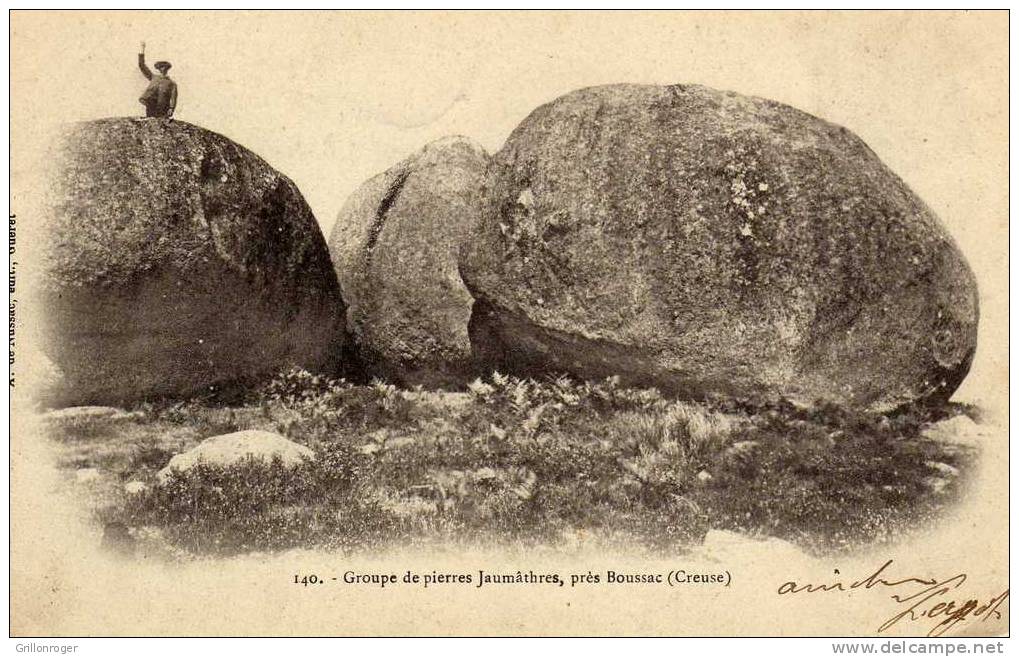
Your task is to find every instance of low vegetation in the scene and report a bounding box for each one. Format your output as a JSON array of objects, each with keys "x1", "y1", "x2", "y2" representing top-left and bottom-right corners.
[{"x1": 46, "y1": 369, "x2": 978, "y2": 559}]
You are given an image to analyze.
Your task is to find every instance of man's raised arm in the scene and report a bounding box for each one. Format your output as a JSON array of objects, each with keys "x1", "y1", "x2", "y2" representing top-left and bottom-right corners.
[{"x1": 138, "y1": 41, "x2": 152, "y2": 80}]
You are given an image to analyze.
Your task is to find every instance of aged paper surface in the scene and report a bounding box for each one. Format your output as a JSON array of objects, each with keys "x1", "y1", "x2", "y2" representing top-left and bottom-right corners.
[{"x1": 9, "y1": 10, "x2": 1008, "y2": 636}]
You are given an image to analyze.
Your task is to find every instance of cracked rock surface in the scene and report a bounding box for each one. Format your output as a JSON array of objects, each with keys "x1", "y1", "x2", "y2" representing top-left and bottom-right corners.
[{"x1": 329, "y1": 136, "x2": 490, "y2": 387}]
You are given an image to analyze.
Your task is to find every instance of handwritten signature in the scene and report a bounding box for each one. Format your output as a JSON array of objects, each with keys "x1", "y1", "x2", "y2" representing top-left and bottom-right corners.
[{"x1": 777, "y1": 560, "x2": 1008, "y2": 636}]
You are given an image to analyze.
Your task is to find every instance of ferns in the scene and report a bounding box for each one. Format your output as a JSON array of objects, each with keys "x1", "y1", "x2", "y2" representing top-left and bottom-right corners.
[{"x1": 52, "y1": 366, "x2": 976, "y2": 558}]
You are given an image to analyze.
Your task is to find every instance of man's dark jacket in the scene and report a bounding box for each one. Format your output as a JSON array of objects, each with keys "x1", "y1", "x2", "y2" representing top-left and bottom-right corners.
[{"x1": 138, "y1": 54, "x2": 177, "y2": 118}]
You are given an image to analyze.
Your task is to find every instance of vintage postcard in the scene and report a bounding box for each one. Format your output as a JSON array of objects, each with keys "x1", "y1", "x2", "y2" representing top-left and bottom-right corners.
[{"x1": 8, "y1": 10, "x2": 1009, "y2": 638}]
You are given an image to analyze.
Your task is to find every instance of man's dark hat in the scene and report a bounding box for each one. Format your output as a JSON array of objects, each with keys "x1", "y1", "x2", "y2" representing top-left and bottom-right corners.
[{"x1": 154, "y1": 60, "x2": 172, "y2": 71}]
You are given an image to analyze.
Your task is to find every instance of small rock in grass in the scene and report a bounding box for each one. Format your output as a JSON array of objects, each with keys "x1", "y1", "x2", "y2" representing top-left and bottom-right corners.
[
  {"x1": 723, "y1": 440, "x2": 758, "y2": 460},
  {"x1": 700, "y1": 529, "x2": 805, "y2": 562},
  {"x1": 386, "y1": 436, "x2": 416, "y2": 450},
  {"x1": 923, "y1": 415, "x2": 986, "y2": 451},
  {"x1": 924, "y1": 476, "x2": 951, "y2": 495},
  {"x1": 157, "y1": 430, "x2": 315, "y2": 483},
  {"x1": 75, "y1": 467, "x2": 102, "y2": 484},
  {"x1": 124, "y1": 481, "x2": 148, "y2": 495},
  {"x1": 697, "y1": 470, "x2": 713, "y2": 483},
  {"x1": 925, "y1": 461, "x2": 960, "y2": 478},
  {"x1": 473, "y1": 467, "x2": 498, "y2": 481},
  {"x1": 45, "y1": 406, "x2": 138, "y2": 422}
]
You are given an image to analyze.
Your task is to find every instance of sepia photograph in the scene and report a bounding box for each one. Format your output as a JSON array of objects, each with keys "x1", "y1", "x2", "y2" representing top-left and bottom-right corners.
[{"x1": 7, "y1": 9, "x2": 1010, "y2": 641}]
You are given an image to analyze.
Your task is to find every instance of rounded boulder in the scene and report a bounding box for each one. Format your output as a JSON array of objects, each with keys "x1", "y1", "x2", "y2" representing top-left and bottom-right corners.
[
  {"x1": 329, "y1": 136, "x2": 490, "y2": 387},
  {"x1": 41, "y1": 118, "x2": 347, "y2": 405},
  {"x1": 462, "y1": 84, "x2": 978, "y2": 410}
]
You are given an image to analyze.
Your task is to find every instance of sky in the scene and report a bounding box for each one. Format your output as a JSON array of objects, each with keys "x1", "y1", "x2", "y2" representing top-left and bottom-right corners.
[{"x1": 10, "y1": 10, "x2": 1008, "y2": 404}]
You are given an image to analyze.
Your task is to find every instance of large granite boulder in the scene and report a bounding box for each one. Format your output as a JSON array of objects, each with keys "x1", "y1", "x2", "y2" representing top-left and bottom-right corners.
[
  {"x1": 41, "y1": 118, "x2": 347, "y2": 405},
  {"x1": 329, "y1": 136, "x2": 490, "y2": 387},
  {"x1": 462, "y1": 84, "x2": 978, "y2": 410}
]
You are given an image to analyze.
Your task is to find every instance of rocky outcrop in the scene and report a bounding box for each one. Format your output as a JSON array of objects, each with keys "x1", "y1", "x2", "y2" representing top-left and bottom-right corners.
[
  {"x1": 41, "y1": 118, "x2": 347, "y2": 405},
  {"x1": 157, "y1": 429, "x2": 315, "y2": 482},
  {"x1": 329, "y1": 136, "x2": 490, "y2": 387},
  {"x1": 462, "y1": 84, "x2": 978, "y2": 410}
]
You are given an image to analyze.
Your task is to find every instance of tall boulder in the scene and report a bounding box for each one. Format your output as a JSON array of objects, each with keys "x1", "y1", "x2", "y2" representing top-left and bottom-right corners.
[
  {"x1": 462, "y1": 84, "x2": 978, "y2": 410},
  {"x1": 329, "y1": 136, "x2": 490, "y2": 387},
  {"x1": 40, "y1": 118, "x2": 347, "y2": 405}
]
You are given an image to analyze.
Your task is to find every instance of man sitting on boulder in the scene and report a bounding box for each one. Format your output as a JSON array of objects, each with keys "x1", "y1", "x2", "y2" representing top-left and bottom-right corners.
[{"x1": 138, "y1": 41, "x2": 177, "y2": 119}]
